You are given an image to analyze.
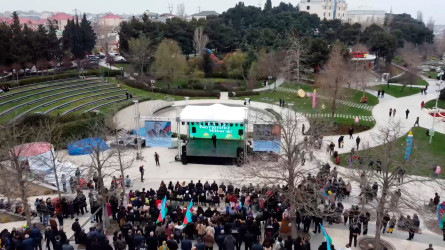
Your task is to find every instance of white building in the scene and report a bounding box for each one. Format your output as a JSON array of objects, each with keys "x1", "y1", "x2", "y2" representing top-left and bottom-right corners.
[
  {"x1": 299, "y1": 0, "x2": 347, "y2": 20},
  {"x1": 190, "y1": 11, "x2": 220, "y2": 20},
  {"x1": 347, "y1": 10, "x2": 386, "y2": 26}
]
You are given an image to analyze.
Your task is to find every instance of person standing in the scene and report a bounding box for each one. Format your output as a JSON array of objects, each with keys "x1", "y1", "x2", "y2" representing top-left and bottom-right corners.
[
  {"x1": 30, "y1": 224, "x2": 43, "y2": 250},
  {"x1": 348, "y1": 127, "x2": 354, "y2": 139},
  {"x1": 71, "y1": 218, "x2": 81, "y2": 244},
  {"x1": 348, "y1": 222, "x2": 361, "y2": 248},
  {"x1": 338, "y1": 136, "x2": 344, "y2": 148},
  {"x1": 377, "y1": 90, "x2": 381, "y2": 98},
  {"x1": 139, "y1": 165, "x2": 145, "y2": 182},
  {"x1": 203, "y1": 231, "x2": 215, "y2": 250},
  {"x1": 61, "y1": 174, "x2": 67, "y2": 193},
  {"x1": 154, "y1": 152, "x2": 160, "y2": 167},
  {"x1": 329, "y1": 142, "x2": 335, "y2": 156},
  {"x1": 393, "y1": 108, "x2": 396, "y2": 117},
  {"x1": 389, "y1": 108, "x2": 392, "y2": 118},
  {"x1": 211, "y1": 134, "x2": 217, "y2": 149},
  {"x1": 414, "y1": 117, "x2": 420, "y2": 127},
  {"x1": 356, "y1": 136, "x2": 361, "y2": 150},
  {"x1": 405, "y1": 109, "x2": 410, "y2": 119},
  {"x1": 421, "y1": 101, "x2": 425, "y2": 109},
  {"x1": 381, "y1": 90, "x2": 385, "y2": 98},
  {"x1": 381, "y1": 211, "x2": 390, "y2": 233}
]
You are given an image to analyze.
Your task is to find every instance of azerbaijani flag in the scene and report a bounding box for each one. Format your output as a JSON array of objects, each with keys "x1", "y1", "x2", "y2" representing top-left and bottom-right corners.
[
  {"x1": 183, "y1": 200, "x2": 193, "y2": 224},
  {"x1": 156, "y1": 196, "x2": 167, "y2": 223},
  {"x1": 320, "y1": 223, "x2": 332, "y2": 250},
  {"x1": 438, "y1": 202, "x2": 445, "y2": 229},
  {"x1": 322, "y1": 187, "x2": 329, "y2": 200}
]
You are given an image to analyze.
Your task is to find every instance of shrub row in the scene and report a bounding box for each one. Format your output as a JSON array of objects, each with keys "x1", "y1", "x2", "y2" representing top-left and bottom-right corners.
[
  {"x1": 117, "y1": 76, "x2": 220, "y2": 97},
  {"x1": 1, "y1": 70, "x2": 121, "y2": 88}
]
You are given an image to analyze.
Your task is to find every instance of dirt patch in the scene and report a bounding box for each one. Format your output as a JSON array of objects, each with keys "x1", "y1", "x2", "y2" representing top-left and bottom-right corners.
[
  {"x1": 0, "y1": 175, "x2": 55, "y2": 198},
  {"x1": 0, "y1": 213, "x2": 25, "y2": 223},
  {"x1": 358, "y1": 237, "x2": 395, "y2": 250}
]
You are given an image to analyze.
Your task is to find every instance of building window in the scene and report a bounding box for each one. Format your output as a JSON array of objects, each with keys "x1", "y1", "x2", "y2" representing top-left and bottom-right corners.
[
  {"x1": 307, "y1": 6, "x2": 310, "y2": 10},
  {"x1": 307, "y1": 0, "x2": 310, "y2": 2},
  {"x1": 329, "y1": 13, "x2": 331, "y2": 16},
  {"x1": 324, "y1": 12, "x2": 326, "y2": 17}
]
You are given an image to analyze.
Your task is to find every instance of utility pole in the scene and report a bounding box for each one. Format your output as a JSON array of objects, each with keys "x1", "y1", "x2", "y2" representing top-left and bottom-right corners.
[
  {"x1": 168, "y1": 4, "x2": 174, "y2": 14},
  {"x1": 198, "y1": 6, "x2": 201, "y2": 13}
]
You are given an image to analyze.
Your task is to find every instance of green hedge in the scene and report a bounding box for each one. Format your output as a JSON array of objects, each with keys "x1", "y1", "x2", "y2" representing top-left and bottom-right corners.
[
  {"x1": 117, "y1": 76, "x2": 220, "y2": 97},
  {"x1": 1, "y1": 69, "x2": 121, "y2": 88},
  {"x1": 228, "y1": 90, "x2": 259, "y2": 97}
]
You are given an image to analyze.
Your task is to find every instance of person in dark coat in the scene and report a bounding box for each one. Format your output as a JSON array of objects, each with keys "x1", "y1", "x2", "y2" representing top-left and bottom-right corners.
[
  {"x1": 134, "y1": 231, "x2": 145, "y2": 248},
  {"x1": 216, "y1": 230, "x2": 226, "y2": 250},
  {"x1": 45, "y1": 227, "x2": 56, "y2": 250},
  {"x1": 30, "y1": 224, "x2": 43, "y2": 250},
  {"x1": 223, "y1": 234, "x2": 236, "y2": 250},
  {"x1": 244, "y1": 231, "x2": 255, "y2": 250},
  {"x1": 356, "y1": 136, "x2": 361, "y2": 150},
  {"x1": 71, "y1": 218, "x2": 81, "y2": 244},
  {"x1": 348, "y1": 127, "x2": 354, "y2": 139},
  {"x1": 338, "y1": 136, "x2": 344, "y2": 148},
  {"x1": 348, "y1": 222, "x2": 361, "y2": 247},
  {"x1": 181, "y1": 235, "x2": 192, "y2": 250},
  {"x1": 146, "y1": 231, "x2": 158, "y2": 250},
  {"x1": 167, "y1": 235, "x2": 178, "y2": 250}
]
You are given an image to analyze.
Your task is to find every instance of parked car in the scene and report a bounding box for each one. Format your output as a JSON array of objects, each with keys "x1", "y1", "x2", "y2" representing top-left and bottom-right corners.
[
  {"x1": 87, "y1": 55, "x2": 98, "y2": 61},
  {"x1": 114, "y1": 56, "x2": 126, "y2": 63}
]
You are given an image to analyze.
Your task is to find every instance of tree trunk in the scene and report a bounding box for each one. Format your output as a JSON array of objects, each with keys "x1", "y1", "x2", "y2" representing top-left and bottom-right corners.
[
  {"x1": 18, "y1": 170, "x2": 32, "y2": 226},
  {"x1": 117, "y1": 149, "x2": 127, "y2": 205},
  {"x1": 1, "y1": 166, "x2": 11, "y2": 204},
  {"x1": 374, "y1": 186, "x2": 388, "y2": 250}
]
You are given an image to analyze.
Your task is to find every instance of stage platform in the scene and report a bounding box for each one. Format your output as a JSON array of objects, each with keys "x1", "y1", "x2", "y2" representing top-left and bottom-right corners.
[{"x1": 186, "y1": 139, "x2": 244, "y2": 158}]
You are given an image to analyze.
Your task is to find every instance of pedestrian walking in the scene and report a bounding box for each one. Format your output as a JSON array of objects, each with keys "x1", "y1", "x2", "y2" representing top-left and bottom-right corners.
[
  {"x1": 125, "y1": 91, "x2": 129, "y2": 100},
  {"x1": 405, "y1": 109, "x2": 410, "y2": 119},
  {"x1": 414, "y1": 117, "x2": 420, "y2": 127},
  {"x1": 381, "y1": 90, "x2": 385, "y2": 98},
  {"x1": 393, "y1": 108, "x2": 396, "y2": 117},
  {"x1": 381, "y1": 211, "x2": 390, "y2": 233},
  {"x1": 348, "y1": 127, "x2": 354, "y2": 139},
  {"x1": 421, "y1": 101, "x2": 425, "y2": 109},
  {"x1": 377, "y1": 90, "x2": 381, "y2": 98},
  {"x1": 356, "y1": 136, "x2": 361, "y2": 150},
  {"x1": 389, "y1": 108, "x2": 392, "y2": 118},
  {"x1": 139, "y1": 165, "x2": 144, "y2": 182},
  {"x1": 279, "y1": 99, "x2": 282, "y2": 107},
  {"x1": 154, "y1": 152, "x2": 160, "y2": 166},
  {"x1": 61, "y1": 174, "x2": 67, "y2": 193},
  {"x1": 329, "y1": 142, "x2": 335, "y2": 156}
]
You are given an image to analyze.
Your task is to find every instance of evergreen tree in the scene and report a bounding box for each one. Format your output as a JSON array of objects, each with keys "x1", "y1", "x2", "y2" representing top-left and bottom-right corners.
[
  {"x1": 264, "y1": 0, "x2": 272, "y2": 12},
  {"x1": 9, "y1": 12, "x2": 23, "y2": 64},
  {"x1": 80, "y1": 13, "x2": 97, "y2": 56}
]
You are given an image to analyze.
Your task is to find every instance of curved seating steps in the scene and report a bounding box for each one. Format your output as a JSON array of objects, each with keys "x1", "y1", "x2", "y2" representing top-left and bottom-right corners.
[
  {"x1": 62, "y1": 95, "x2": 126, "y2": 115},
  {"x1": 84, "y1": 99, "x2": 128, "y2": 113},
  {"x1": 0, "y1": 77, "x2": 99, "y2": 100},
  {"x1": 9, "y1": 77, "x2": 78, "y2": 91},
  {"x1": 42, "y1": 90, "x2": 124, "y2": 115},
  {"x1": 0, "y1": 84, "x2": 116, "y2": 117},
  {"x1": 0, "y1": 80, "x2": 103, "y2": 106}
]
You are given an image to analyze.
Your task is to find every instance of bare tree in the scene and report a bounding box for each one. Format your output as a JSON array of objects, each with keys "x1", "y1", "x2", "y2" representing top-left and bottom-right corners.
[
  {"x1": 396, "y1": 43, "x2": 422, "y2": 91},
  {"x1": 318, "y1": 43, "x2": 348, "y2": 117},
  {"x1": 126, "y1": 36, "x2": 154, "y2": 76},
  {"x1": 426, "y1": 17, "x2": 435, "y2": 31},
  {"x1": 256, "y1": 50, "x2": 281, "y2": 81},
  {"x1": 0, "y1": 124, "x2": 37, "y2": 226},
  {"x1": 343, "y1": 121, "x2": 433, "y2": 249},
  {"x1": 193, "y1": 27, "x2": 209, "y2": 56},
  {"x1": 72, "y1": 117, "x2": 117, "y2": 229},
  {"x1": 241, "y1": 110, "x2": 334, "y2": 239},
  {"x1": 283, "y1": 34, "x2": 308, "y2": 83},
  {"x1": 100, "y1": 39, "x2": 114, "y2": 72},
  {"x1": 36, "y1": 59, "x2": 49, "y2": 76},
  {"x1": 176, "y1": 3, "x2": 186, "y2": 19},
  {"x1": 416, "y1": 11, "x2": 423, "y2": 23}
]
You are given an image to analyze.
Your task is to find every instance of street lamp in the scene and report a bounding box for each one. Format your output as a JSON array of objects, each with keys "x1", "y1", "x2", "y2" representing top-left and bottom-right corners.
[{"x1": 429, "y1": 80, "x2": 443, "y2": 144}]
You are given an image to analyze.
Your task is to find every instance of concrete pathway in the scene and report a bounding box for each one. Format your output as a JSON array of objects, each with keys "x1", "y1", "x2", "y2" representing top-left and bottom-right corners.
[{"x1": 253, "y1": 77, "x2": 285, "y2": 92}]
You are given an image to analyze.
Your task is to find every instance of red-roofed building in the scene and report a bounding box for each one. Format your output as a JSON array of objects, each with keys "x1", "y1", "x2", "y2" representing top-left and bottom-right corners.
[
  {"x1": 98, "y1": 13, "x2": 123, "y2": 27},
  {"x1": 48, "y1": 12, "x2": 73, "y2": 31},
  {"x1": 0, "y1": 17, "x2": 46, "y2": 30}
]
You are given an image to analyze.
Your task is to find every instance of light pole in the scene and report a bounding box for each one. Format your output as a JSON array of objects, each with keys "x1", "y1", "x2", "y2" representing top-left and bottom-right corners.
[
  {"x1": 429, "y1": 80, "x2": 443, "y2": 144},
  {"x1": 268, "y1": 75, "x2": 273, "y2": 91}
]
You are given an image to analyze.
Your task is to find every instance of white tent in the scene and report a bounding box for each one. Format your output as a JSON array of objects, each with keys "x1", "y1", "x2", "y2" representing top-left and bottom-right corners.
[{"x1": 180, "y1": 104, "x2": 247, "y2": 123}]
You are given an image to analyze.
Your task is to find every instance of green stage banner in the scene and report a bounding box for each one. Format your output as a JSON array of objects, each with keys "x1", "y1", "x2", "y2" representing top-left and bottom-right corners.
[{"x1": 190, "y1": 122, "x2": 244, "y2": 140}]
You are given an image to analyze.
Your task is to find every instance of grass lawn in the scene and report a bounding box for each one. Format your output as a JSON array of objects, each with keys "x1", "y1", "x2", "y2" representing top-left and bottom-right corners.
[
  {"x1": 416, "y1": 78, "x2": 429, "y2": 86},
  {"x1": 337, "y1": 127, "x2": 445, "y2": 177},
  {"x1": 114, "y1": 63, "x2": 132, "y2": 71},
  {"x1": 342, "y1": 88, "x2": 379, "y2": 106},
  {"x1": 423, "y1": 71, "x2": 439, "y2": 79},
  {"x1": 371, "y1": 84, "x2": 420, "y2": 98},
  {"x1": 425, "y1": 99, "x2": 445, "y2": 109}
]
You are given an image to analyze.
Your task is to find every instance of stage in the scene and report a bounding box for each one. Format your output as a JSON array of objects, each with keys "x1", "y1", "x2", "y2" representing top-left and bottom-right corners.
[{"x1": 186, "y1": 139, "x2": 244, "y2": 158}]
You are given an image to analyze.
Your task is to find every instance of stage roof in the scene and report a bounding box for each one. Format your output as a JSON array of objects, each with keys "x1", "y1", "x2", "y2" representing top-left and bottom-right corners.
[{"x1": 180, "y1": 104, "x2": 247, "y2": 123}]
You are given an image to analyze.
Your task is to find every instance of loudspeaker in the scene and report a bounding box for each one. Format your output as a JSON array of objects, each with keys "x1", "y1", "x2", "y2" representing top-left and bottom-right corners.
[
  {"x1": 238, "y1": 129, "x2": 244, "y2": 136},
  {"x1": 192, "y1": 127, "x2": 196, "y2": 133}
]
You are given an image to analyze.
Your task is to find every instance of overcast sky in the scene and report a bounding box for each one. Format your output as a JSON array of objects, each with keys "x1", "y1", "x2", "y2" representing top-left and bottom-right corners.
[{"x1": 2, "y1": 0, "x2": 443, "y2": 24}]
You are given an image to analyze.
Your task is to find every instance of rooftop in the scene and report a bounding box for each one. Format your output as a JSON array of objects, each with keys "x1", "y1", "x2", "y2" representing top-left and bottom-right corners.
[
  {"x1": 49, "y1": 13, "x2": 73, "y2": 21},
  {"x1": 191, "y1": 11, "x2": 220, "y2": 17},
  {"x1": 100, "y1": 13, "x2": 123, "y2": 19}
]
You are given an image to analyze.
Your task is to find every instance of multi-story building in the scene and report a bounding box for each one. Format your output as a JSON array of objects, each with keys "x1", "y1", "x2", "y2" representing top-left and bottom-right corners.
[
  {"x1": 190, "y1": 11, "x2": 220, "y2": 20},
  {"x1": 98, "y1": 13, "x2": 123, "y2": 27},
  {"x1": 48, "y1": 13, "x2": 73, "y2": 31},
  {"x1": 347, "y1": 10, "x2": 386, "y2": 26},
  {"x1": 299, "y1": 0, "x2": 348, "y2": 21}
]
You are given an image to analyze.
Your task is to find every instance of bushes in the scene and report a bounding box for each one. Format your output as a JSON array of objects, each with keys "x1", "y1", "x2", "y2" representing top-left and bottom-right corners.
[
  {"x1": 0, "y1": 69, "x2": 121, "y2": 88},
  {"x1": 228, "y1": 90, "x2": 259, "y2": 97},
  {"x1": 117, "y1": 76, "x2": 220, "y2": 97}
]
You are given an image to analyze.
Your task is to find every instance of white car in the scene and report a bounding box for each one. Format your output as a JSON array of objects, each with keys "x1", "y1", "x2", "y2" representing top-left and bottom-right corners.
[{"x1": 114, "y1": 56, "x2": 126, "y2": 63}]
